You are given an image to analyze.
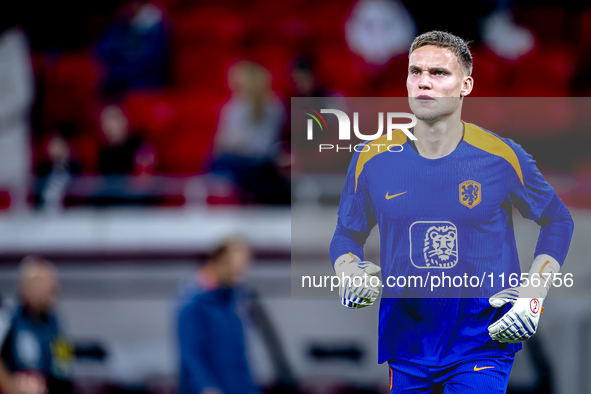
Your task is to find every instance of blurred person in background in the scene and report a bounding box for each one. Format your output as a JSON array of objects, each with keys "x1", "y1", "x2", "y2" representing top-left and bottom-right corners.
[
  {"x1": 345, "y1": 0, "x2": 417, "y2": 66},
  {"x1": 291, "y1": 56, "x2": 332, "y2": 98},
  {"x1": 0, "y1": 256, "x2": 73, "y2": 394},
  {"x1": 0, "y1": 291, "x2": 24, "y2": 394},
  {"x1": 212, "y1": 61, "x2": 289, "y2": 204},
  {"x1": 96, "y1": 0, "x2": 169, "y2": 96},
  {"x1": 98, "y1": 103, "x2": 142, "y2": 175},
  {"x1": 0, "y1": 16, "x2": 35, "y2": 213},
  {"x1": 479, "y1": 2, "x2": 535, "y2": 60},
  {"x1": 36, "y1": 131, "x2": 81, "y2": 213},
  {"x1": 176, "y1": 238, "x2": 259, "y2": 394}
]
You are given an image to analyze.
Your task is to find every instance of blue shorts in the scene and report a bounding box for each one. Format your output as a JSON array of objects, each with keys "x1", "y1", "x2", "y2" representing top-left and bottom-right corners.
[{"x1": 388, "y1": 354, "x2": 515, "y2": 393}]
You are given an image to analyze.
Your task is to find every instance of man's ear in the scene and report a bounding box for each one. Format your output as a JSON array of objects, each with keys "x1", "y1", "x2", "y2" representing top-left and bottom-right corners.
[{"x1": 461, "y1": 75, "x2": 474, "y2": 97}]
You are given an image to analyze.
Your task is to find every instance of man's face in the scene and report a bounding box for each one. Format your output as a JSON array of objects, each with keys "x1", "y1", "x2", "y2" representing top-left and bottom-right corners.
[
  {"x1": 217, "y1": 242, "x2": 253, "y2": 287},
  {"x1": 406, "y1": 45, "x2": 473, "y2": 121},
  {"x1": 292, "y1": 68, "x2": 315, "y2": 95},
  {"x1": 100, "y1": 105, "x2": 129, "y2": 145},
  {"x1": 22, "y1": 265, "x2": 59, "y2": 313}
]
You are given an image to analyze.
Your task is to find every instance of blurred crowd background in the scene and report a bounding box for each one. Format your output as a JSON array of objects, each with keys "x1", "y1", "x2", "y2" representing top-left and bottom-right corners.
[
  {"x1": 0, "y1": 0, "x2": 590, "y2": 209},
  {"x1": 0, "y1": 0, "x2": 590, "y2": 393}
]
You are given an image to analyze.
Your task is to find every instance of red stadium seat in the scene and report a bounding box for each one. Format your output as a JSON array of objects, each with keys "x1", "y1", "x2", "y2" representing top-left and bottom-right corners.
[
  {"x1": 152, "y1": 91, "x2": 224, "y2": 174},
  {"x1": 245, "y1": 45, "x2": 294, "y2": 95},
  {"x1": 70, "y1": 134, "x2": 100, "y2": 174},
  {"x1": 317, "y1": 47, "x2": 378, "y2": 97},
  {"x1": 245, "y1": 1, "x2": 313, "y2": 48},
  {"x1": 308, "y1": 0, "x2": 356, "y2": 45},
  {"x1": 580, "y1": 8, "x2": 591, "y2": 49},
  {"x1": 41, "y1": 52, "x2": 101, "y2": 126},
  {"x1": 172, "y1": 6, "x2": 248, "y2": 47},
  {"x1": 508, "y1": 46, "x2": 575, "y2": 97},
  {"x1": 123, "y1": 91, "x2": 182, "y2": 139},
  {"x1": 470, "y1": 46, "x2": 511, "y2": 97},
  {"x1": 123, "y1": 89, "x2": 225, "y2": 174},
  {"x1": 376, "y1": 55, "x2": 412, "y2": 97},
  {"x1": 171, "y1": 45, "x2": 238, "y2": 91},
  {"x1": 514, "y1": 7, "x2": 566, "y2": 45}
]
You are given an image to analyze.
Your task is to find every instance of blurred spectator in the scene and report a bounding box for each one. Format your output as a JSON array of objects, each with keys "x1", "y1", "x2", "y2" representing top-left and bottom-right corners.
[
  {"x1": 95, "y1": 0, "x2": 169, "y2": 96},
  {"x1": 98, "y1": 104, "x2": 142, "y2": 175},
  {"x1": 36, "y1": 132, "x2": 81, "y2": 213},
  {"x1": 0, "y1": 257, "x2": 73, "y2": 394},
  {"x1": 0, "y1": 291, "x2": 19, "y2": 394},
  {"x1": 176, "y1": 239, "x2": 259, "y2": 394},
  {"x1": 291, "y1": 57, "x2": 333, "y2": 98},
  {"x1": 212, "y1": 61, "x2": 289, "y2": 204},
  {"x1": 345, "y1": 0, "x2": 417, "y2": 66},
  {"x1": 0, "y1": 25, "x2": 34, "y2": 212},
  {"x1": 480, "y1": 8, "x2": 535, "y2": 60}
]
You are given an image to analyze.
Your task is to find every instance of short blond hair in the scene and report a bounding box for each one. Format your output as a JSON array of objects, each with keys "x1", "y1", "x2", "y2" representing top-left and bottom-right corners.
[{"x1": 409, "y1": 31, "x2": 473, "y2": 76}]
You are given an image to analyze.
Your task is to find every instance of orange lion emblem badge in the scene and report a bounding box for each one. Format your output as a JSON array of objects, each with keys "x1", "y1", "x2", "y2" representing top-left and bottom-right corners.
[{"x1": 459, "y1": 180, "x2": 481, "y2": 209}]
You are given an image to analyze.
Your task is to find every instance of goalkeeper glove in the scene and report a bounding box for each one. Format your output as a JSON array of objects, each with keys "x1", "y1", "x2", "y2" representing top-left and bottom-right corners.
[
  {"x1": 488, "y1": 254, "x2": 560, "y2": 343},
  {"x1": 334, "y1": 253, "x2": 382, "y2": 309}
]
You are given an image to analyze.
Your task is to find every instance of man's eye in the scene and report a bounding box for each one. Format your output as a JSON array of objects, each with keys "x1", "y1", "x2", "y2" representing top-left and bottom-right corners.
[
  {"x1": 434, "y1": 71, "x2": 445, "y2": 76},
  {"x1": 411, "y1": 70, "x2": 420, "y2": 75}
]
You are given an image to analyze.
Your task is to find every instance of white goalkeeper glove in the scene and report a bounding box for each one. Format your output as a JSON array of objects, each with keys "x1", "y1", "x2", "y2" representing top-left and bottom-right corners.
[
  {"x1": 334, "y1": 253, "x2": 382, "y2": 309},
  {"x1": 488, "y1": 254, "x2": 560, "y2": 343}
]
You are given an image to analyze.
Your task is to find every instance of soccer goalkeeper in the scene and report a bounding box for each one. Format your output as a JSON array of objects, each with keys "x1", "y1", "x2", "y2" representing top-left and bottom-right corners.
[{"x1": 329, "y1": 31, "x2": 574, "y2": 393}]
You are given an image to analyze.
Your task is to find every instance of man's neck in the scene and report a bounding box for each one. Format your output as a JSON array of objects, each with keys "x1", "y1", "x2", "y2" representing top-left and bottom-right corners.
[{"x1": 413, "y1": 114, "x2": 464, "y2": 159}]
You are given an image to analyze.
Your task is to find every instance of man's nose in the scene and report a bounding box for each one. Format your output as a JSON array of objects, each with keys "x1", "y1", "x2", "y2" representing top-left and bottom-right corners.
[{"x1": 418, "y1": 73, "x2": 431, "y2": 89}]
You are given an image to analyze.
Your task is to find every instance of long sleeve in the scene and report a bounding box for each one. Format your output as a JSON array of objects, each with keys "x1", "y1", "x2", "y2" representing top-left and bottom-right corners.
[
  {"x1": 329, "y1": 149, "x2": 377, "y2": 267},
  {"x1": 507, "y1": 141, "x2": 574, "y2": 264},
  {"x1": 533, "y1": 193, "x2": 574, "y2": 264}
]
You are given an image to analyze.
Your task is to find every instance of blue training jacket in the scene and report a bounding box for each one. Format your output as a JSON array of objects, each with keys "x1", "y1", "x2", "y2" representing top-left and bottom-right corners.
[
  {"x1": 330, "y1": 122, "x2": 574, "y2": 366},
  {"x1": 176, "y1": 282, "x2": 259, "y2": 394}
]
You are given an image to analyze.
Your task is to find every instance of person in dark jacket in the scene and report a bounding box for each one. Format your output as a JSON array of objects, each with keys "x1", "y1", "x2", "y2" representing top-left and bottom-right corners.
[
  {"x1": 176, "y1": 239, "x2": 259, "y2": 394},
  {"x1": 98, "y1": 104, "x2": 141, "y2": 175},
  {"x1": 0, "y1": 256, "x2": 73, "y2": 394}
]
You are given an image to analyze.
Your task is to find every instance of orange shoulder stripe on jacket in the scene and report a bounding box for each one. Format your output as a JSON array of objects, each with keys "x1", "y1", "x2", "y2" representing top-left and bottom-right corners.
[
  {"x1": 462, "y1": 122, "x2": 524, "y2": 185},
  {"x1": 354, "y1": 129, "x2": 407, "y2": 192}
]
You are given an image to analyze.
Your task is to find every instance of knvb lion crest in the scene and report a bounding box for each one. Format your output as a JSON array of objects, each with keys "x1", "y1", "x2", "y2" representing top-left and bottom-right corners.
[
  {"x1": 409, "y1": 221, "x2": 459, "y2": 269},
  {"x1": 423, "y1": 225, "x2": 458, "y2": 268},
  {"x1": 459, "y1": 180, "x2": 481, "y2": 209}
]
